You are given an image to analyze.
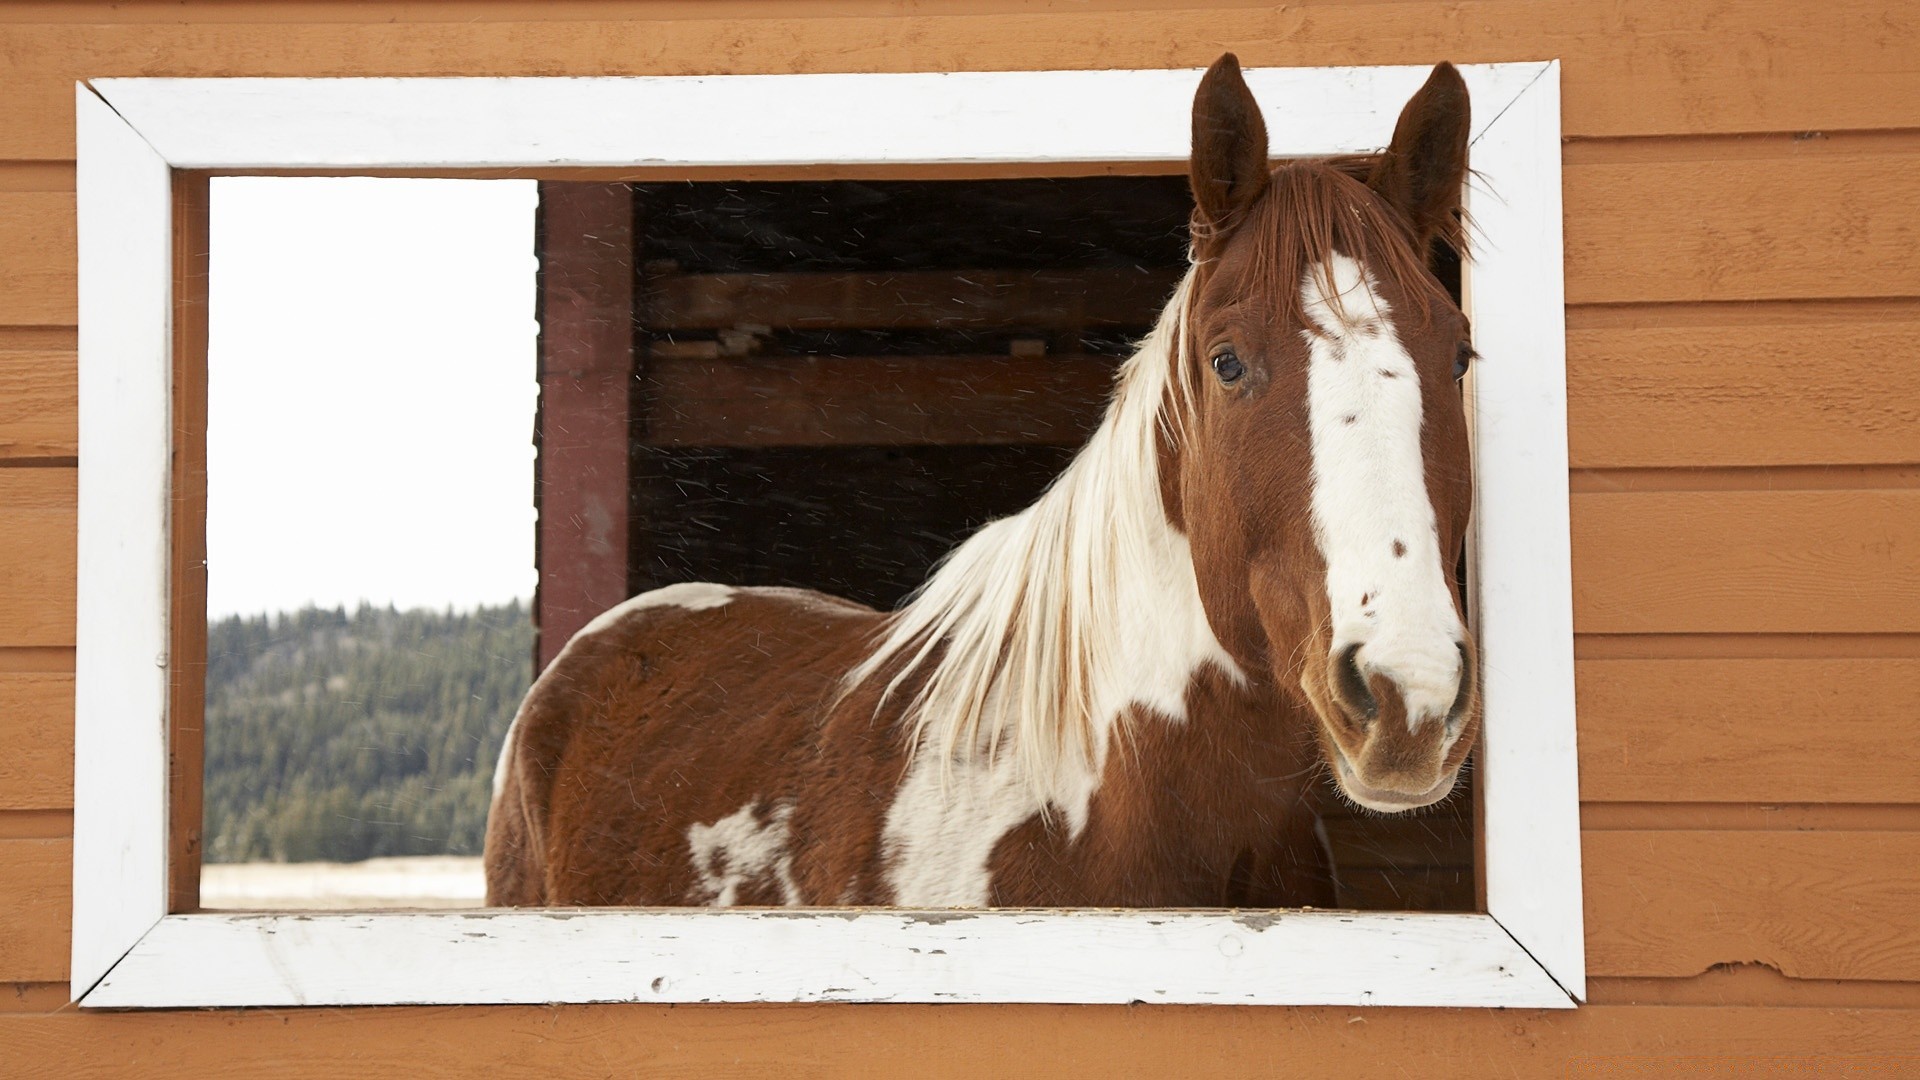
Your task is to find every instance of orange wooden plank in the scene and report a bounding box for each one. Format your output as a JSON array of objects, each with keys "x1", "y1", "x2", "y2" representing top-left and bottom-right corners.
[
  {"x1": 1584, "y1": 831, "x2": 1920, "y2": 982},
  {"x1": 0, "y1": 193, "x2": 74, "y2": 327},
  {"x1": 0, "y1": 672, "x2": 73, "y2": 811},
  {"x1": 0, "y1": 350, "x2": 75, "y2": 460},
  {"x1": 1571, "y1": 490, "x2": 1920, "y2": 635},
  {"x1": 0, "y1": 982, "x2": 69, "y2": 1013},
  {"x1": 1578, "y1": 658, "x2": 1920, "y2": 804},
  {"x1": 0, "y1": 469, "x2": 76, "y2": 647},
  {"x1": 6, "y1": 0, "x2": 1920, "y2": 160},
  {"x1": 0, "y1": 1002, "x2": 1916, "y2": 1078},
  {"x1": 1564, "y1": 154, "x2": 1920, "y2": 305},
  {"x1": 0, "y1": 839, "x2": 68, "y2": 985},
  {"x1": 1566, "y1": 315, "x2": 1920, "y2": 469},
  {"x1": 1588, "y1": 966, "x2": 1920, "y2": 1009}
]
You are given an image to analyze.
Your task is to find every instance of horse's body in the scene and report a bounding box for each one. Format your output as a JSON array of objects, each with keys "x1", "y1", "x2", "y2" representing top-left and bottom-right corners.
[
  {"x1": 484, "y1": 580, "x2": 1331, "y2": 907},
  {"x1": 487, "y1": 56, "x2": 1483, "y2": 909}
]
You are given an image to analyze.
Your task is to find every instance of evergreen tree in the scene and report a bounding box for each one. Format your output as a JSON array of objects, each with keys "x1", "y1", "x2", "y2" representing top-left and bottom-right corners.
[{"x1": 203, "y1": 601, "x2": 533, "y2": 863}]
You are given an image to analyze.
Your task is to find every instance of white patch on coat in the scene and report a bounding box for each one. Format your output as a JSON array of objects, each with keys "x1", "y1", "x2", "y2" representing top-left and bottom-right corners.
[
  {"x1": 873, "y1": 276, "x2": 1240, "y2": 905},
  {"x1": 1302, "y1": 255, "x2": 1465, "y2": 731},
  {"x1": 883, "y1": 746, "x2": 1045, "y2": 907},
  {"x1": 749, "y1": 585, "x2": 872, "y2": 617},
  {"x1": 489, "y1": 710, "x2": 520, "y2": 804},
  {"x1": 578, "y1": 581, "x2": 736, "y2": 639},
  {"x1": 686, "y1": 800, "x2": 801, "y2": 906}
]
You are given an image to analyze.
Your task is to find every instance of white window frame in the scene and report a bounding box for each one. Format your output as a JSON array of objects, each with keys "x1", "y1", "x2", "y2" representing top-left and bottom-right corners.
[{"x1": 73, "y1": 62, "x2": 1579, "y2": 1009}]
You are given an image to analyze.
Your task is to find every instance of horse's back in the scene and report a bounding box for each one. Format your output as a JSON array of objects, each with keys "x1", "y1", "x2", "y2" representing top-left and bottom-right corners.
[{"x1": 483, "y1": 582, "x2": 885, "y2": 906}]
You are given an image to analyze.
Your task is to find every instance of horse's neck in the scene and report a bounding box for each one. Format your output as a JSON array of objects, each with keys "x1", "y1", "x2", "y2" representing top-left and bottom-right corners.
[
  {"x1": 1058, "y1": 474, "x2": 1240, "y2": 763},
  {"x1": 925, "y1": 356, "x2": 1246, "y2": 825}
]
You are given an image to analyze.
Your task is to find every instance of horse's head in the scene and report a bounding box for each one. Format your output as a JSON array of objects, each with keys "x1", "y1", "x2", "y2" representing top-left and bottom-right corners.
[{"x1": 1170, "y1": 56, "x2": 1478, "y2": 812}]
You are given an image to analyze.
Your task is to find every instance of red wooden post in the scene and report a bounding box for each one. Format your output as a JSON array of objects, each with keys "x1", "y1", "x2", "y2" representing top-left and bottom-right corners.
[{"x1": 534, "y1": 183, "x2": 635, "y2": 671}]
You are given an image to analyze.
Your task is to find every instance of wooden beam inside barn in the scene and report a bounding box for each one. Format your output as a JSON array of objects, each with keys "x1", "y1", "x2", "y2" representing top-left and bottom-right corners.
[
  {"x1": 641, "y1": 353, "x2": 1119, "y2": 447},
  {"x1": 533, "y1": 182, "x2": 635, "y2": 672},
  {"x1": 643, "y1": 267, "x2": 1181, "y2": 331}
]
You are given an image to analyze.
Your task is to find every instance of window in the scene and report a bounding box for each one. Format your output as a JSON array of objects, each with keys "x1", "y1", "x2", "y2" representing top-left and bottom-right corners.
[
  {"x1": 74, "y1": 63, "x2": 1580, "y2": 1007},
  {"x1": 197, "y1": 177, "x2": 536, "y2": 903}
]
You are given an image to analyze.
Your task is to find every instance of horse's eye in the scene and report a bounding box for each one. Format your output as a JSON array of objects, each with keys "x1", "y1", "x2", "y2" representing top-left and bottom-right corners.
[
  {"x1": 1211, "y1": 348, "x2": 1245, "y2": 385},
  {"x1": 1453, "y1": 341, "x2": 1475, "y2": 380}
]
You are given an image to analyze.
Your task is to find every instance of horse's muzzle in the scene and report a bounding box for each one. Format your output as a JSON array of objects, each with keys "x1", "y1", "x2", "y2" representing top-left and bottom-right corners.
[{"x1": 1320, "y1": 638, "x2": 1476, "y2": 811}]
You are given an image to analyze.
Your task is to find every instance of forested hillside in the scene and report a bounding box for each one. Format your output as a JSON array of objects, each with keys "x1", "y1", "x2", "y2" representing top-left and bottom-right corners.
[{"x1": 203, "y1": 602, "x2": 533, "y2": 864}]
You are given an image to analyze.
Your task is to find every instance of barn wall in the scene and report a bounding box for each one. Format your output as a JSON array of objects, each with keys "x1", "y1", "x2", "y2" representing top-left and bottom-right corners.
[{"x1": 2, "y1": 0, "x2": 1916, "y2": 1072}]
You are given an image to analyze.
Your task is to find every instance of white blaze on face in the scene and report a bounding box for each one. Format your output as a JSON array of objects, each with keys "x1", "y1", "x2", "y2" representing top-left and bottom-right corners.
[{"x1": 1302, "y1": 255, "x2": 1464, "y2": 730}]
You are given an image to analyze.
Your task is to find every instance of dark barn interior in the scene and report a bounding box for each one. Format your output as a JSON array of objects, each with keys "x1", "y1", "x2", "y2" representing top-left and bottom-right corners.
[
  {"x1": 627, "y1": 176, "x2": 1188, "y2": 609},
  {"x1": 534, "y1": 175, "x2": 1473, "y2": 912}
]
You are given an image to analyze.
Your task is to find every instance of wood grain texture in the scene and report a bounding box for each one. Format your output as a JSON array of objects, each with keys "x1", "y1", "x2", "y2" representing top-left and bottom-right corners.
[
  {"x1": 0, "y1": 327, "x2": 75, "y2": 350},
  {"x1": 0, "y1": 1002, "x2": 1916, "y2": 1077},
  {"x1": 0, "y1": 469, "x2": 75, "y2": 647},
  {"x1": 0, "y1": 673, "x2": 73, "y2": 810},
  {"x1": 644, "y1": 354, "x2": 1116, "y2": 447},
  {"x1": 1584, "y1": 831, "x2": 1920, "y2": 982},
  {"x1": 1564, "y1": 154, "x2": 1920, "y2": 305},
  {"x1": 1571, "y1": 490, "x2": 1920, "y2": 635},
  {"x1": 0, "y1": 812, "x2": 71, "y2": 842},
  {"x1": 166, "y1": 173, "x2": 208, "y2": 913},
  {"x1": 645, "y1": 269, "x2": 1177, "y2": 332},
  {"x1": 0, "y1": 350, "x2": 76, "y2": 460},
  {"x1": 0, "y1": 193, "x2": 75, "y2": 326},
  {"x1": 1566, "y1": 317, "x2": 1920, "y2": 469},
  {"x1": 535, "y1": 181, "x2": 633, "y2": 672},
  {"x1": 0, "y1": 839, "x2": 69, "y2": 984},
  {"x1": 1578, "y1": 659, "x2": 1920, "y2": 804},
  {"x1": 1569, "y1": 466, "x2": 1920, "y2": 496},
  {"x1": 5, "y1": 0, "x2": 1920, "y2": 159},
  {"x1": 1575, "y1": 631, "x2": 1920, "y2": 661},
  {"x1": 1588, "y1": 966, "x2": 1920, "y2": 1009},
  {"x1": 1583, "y1": 804, "x2": 1920, "y2": 833},
  {"x1": 0, "y1": 982, "x2": 69, "y2": 1014}
]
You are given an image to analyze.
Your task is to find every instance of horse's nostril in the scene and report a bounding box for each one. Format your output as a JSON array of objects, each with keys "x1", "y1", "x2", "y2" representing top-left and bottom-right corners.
[{"x1": 1332, "y1": 643, "x2": 1376, "y2": 723}]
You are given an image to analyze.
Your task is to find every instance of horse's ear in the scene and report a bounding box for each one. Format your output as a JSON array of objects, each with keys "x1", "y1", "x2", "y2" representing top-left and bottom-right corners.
[
  {"x1": 1190, "y1": 53, "x2": 1269, "y2": 251},
  {"x1": 1368, "y1": 63, "x2": 1470, "y2": 251}
]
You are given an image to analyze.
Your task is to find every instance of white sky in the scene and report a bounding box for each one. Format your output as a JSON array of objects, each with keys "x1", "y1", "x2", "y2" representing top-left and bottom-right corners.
[{"x1": 206, "y1": 177, "x2": 540, "y2": 618}]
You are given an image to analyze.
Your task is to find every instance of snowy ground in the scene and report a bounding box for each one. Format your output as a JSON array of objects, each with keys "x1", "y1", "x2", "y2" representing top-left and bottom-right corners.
[{"x1": 200, "y1": 856, "x2": 486, "y2": 910}]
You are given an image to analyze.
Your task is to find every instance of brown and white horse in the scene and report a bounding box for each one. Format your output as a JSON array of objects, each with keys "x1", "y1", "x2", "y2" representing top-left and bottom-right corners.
[{"x1": 486, "y1": 56, "x2": 1479, "y2": 909}]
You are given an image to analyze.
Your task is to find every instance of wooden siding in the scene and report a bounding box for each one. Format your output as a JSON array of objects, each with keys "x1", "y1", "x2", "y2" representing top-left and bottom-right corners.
[
  {"x1": 0, "y1": 839, "x2": 69, "y2": 985},
  {"x1": 1, "y1": 0, "x2": 1916, "y2": 1071},
  {"x1": 1577, "y1": 658, "x2": 1920, "y2": 804},
  {"x1": 0, "y1": 349, "x2": 77, "y2": 461},
  {"x1": 0, "y1": 470, "x2": 76, "y2": 647},
  {"x1": 1566, "y1": 307, "x2": 1920, "y2": 469},
  {"x1": 0, "y1": 672, "x2": 74, "y2": 810}
]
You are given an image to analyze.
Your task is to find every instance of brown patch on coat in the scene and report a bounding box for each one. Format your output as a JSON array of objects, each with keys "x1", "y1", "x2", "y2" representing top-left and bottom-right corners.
[{"x1": 985, "y1": 664, "x2": 1334, "y2": 907}]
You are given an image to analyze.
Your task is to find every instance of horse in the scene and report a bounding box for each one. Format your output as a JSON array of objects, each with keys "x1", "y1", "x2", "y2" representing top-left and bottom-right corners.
[{"x1": 485, "y1": 54, "x2": 1480, "y2": 910}]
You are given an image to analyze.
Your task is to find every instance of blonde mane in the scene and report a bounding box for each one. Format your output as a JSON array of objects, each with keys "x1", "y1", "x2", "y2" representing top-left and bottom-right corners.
[{"x1": 844, "y1": 270, "x2": 1203, "y2": 794}]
